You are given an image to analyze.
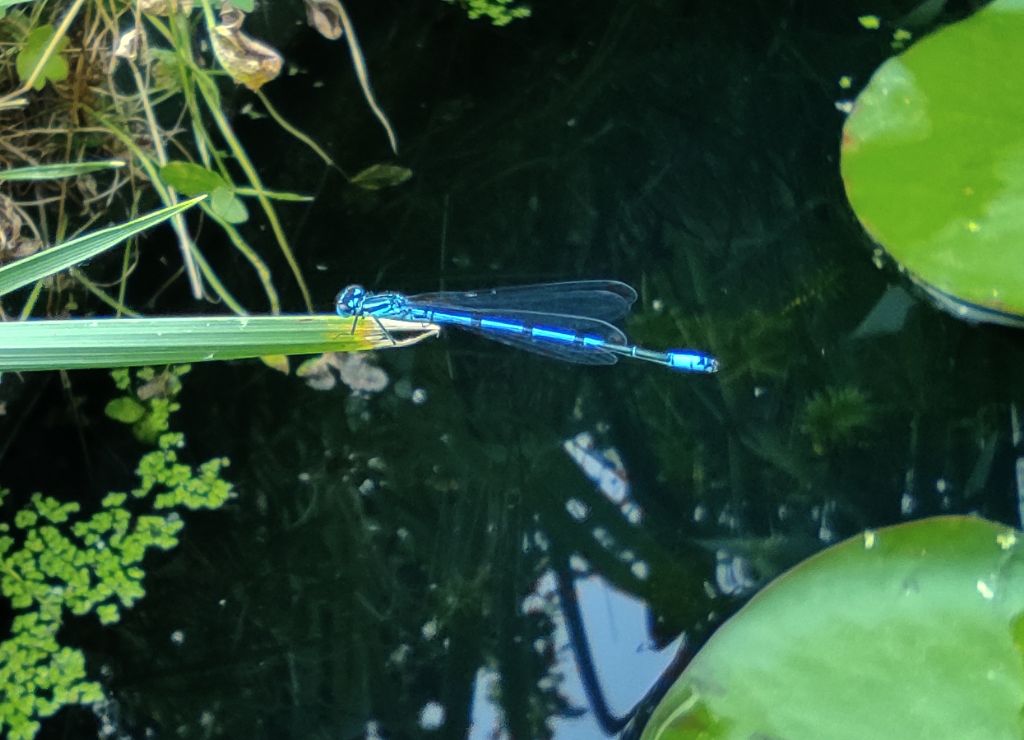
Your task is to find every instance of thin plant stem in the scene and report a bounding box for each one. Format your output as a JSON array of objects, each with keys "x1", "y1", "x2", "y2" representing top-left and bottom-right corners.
[
  {"x1": 127, "y1": 56, "x2": 203, "y2": 297},
  {"x1": 70, "y1": 268, "x2": 142, "y2": 317},
  {"x1": 89, "y1": 110, "x2": 247, "y2": 313},
  {"x1": 254, "y1": 89, "x2": 336, "y2": 168},
  {"x1": 334, "y1": 0, "x2": 398, "y2": 155},
  {"x1": 18, "y1": 280, "x2": 44, "y2": 320},
  {"x1": 194, "y1": 71, "x2": 313, "y2": 311}
]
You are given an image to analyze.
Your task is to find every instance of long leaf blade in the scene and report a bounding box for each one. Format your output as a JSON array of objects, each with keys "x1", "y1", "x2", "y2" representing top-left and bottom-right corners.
[
  {"x1": 0, "y1": 314, "x2": 437, "y2": 371},
  {"x1": 0, "y1": 160, "x2": 126, "y2": 181},
  {"x1": 0, "y1": 195, "x2": 205, "y2": 297}
]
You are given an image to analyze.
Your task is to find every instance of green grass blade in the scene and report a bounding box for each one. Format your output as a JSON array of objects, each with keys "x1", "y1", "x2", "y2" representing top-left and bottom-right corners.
[
  {"x1": 0, "y1": 314, "x2": 438, "y2": 371},
  {"x1": 0, "y1": 195, "x2": 205, "y2": 297},
  {"x1": 0, "y1": 160, "x2": 126, "y2": 181}
]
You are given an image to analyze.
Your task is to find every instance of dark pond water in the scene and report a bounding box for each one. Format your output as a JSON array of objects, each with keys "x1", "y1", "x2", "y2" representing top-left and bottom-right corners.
[{"x1": 9, "y1": 0, "x2": 1020, "y2": 737}]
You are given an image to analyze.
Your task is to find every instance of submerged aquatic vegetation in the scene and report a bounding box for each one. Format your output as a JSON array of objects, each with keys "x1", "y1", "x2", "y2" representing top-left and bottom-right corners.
[
  {"x1": 0, "y1": 366, "x2": 234, "y2": 739},
  {"x1": 800, "y1": 385, "x2": 874, "y2": 455}
]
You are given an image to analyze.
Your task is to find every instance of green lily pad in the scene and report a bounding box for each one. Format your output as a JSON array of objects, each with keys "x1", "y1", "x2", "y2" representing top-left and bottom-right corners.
[
  {"x1": 841, "y1": 0, "x2": 1024, "y2": 325},
  {"x1": 641, "y1": 516, "x2": 1024, "y2": 739}
]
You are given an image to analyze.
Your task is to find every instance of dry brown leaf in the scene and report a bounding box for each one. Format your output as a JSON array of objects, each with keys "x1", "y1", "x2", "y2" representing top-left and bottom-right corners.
[
  {"x1": 136, "y1": 370, "x2": 180, "y2": 401},
  {"x1": 218, "y1": 2, "x2": 245, "y2": 32},
  {"x1": 209, "y1": 23, "x2": 283, "y2": 92},
  {"x1": 0, "y1": 195, "x2": 41, "y2": 263},
  {"x1": 0, "y1": 194, "x2": 23, "y2": 252},
  {"x1": 305, "y1": 0, "x2": 344, "y2": 40},
  {"x1": 113, "y1": 28, "x2": 141, "y2": 61}
]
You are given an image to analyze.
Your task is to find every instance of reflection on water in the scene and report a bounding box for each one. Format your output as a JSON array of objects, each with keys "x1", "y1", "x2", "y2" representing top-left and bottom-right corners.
[{"x1": 10, "y1": 0, "x2": 1024, "y2": 737}]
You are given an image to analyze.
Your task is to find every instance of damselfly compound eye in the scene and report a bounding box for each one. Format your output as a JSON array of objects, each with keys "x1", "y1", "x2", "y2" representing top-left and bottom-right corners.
[{"x1": 336, "y1": 284, "x2": 366, "y2": 316}]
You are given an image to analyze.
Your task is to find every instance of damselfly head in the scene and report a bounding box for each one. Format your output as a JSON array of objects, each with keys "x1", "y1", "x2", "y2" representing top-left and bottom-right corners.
[
  {"x1": 335, "y1": 284, "x2": 368, "y2": 317},
  {"x1": 336, "y1": 284, "x2": 367, "y2": 316}
]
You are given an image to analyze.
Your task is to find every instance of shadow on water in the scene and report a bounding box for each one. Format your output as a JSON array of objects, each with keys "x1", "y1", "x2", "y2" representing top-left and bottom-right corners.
[{"x1": 15, "y1": 0, "x2": 1023, "y2": 737}]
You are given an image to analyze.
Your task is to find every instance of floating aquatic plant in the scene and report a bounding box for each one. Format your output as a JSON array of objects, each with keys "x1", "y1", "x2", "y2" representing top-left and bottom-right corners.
[
  {"x1": 0, "y1": 366, "x2": 234, "y2": 739},
  {"x1": 841, "y1": 0, "x2": 1024, "y2": 327},
  {"x1": 641, "y1": 517, "x2": 1024, "y2": 739},
  {"x1": 444, "y1": 0, "x2": 531, "y2": 26}
]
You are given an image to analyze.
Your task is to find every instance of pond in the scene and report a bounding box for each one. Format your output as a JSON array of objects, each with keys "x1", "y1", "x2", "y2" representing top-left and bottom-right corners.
[{"x1": 1, "y1": 0, "x2": 1020, "y2": 738}]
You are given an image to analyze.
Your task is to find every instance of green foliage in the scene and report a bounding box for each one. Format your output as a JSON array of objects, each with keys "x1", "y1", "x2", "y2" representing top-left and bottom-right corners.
[
  {"x1": 0, "y1": 161, "x2": 126, "y2": 182},
  {"x1": 0, "y1": 198, "x2": 204, "y2": 301},
  {"x1": 0, "y1": 312, "x2": 408, "y2": 373},
  {"x1": 641, "y1": 517, "x2": 1024, "y2": 739},
  {"x1": 446, "y1": 0, "x2": 531, "y2": 26},
  {"x1": 159, "y1": 161, "x2": 230, "y2": 195},
  {"x1": 0, "y1": 1, "x2": 34, "y2": 21},
  {"x1": 209, "y1": 187, "x2": 248, "y2": 224},
  {"x1": 103, "y1": 397, "x2": 145, "y2": 424},
  {"x1": 349, "y1": 163, "x2": 414, "y2": 191},
  {"x1": 159, "y1": 162, "x2": 248, "y2": 224},
  {"x1": 0, "y1": 366, "x2": 235, "y2": 739},
  {"x1": 106, "y1": 366, "x2": 190, "y2": 444},
  {"x1": 16, "y1": 24, "x2": 69, "y2": 90},
  {"x1": 842, "y1": 0, "x2": 1024, "y2": 325}
]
